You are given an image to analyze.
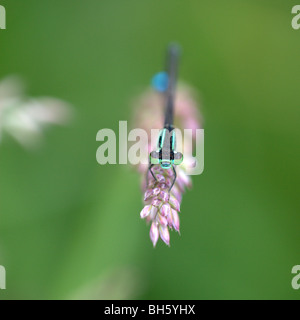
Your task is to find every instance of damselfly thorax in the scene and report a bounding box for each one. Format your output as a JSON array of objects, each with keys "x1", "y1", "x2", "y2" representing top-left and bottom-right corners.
[{"x1": 150, "y1": 127, "x2": 183, "y2": 169}]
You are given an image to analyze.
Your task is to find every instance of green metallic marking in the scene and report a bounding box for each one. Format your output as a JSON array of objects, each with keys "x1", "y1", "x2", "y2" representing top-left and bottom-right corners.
[
  {"x1": 160, "y1": 129, "x2": 166, "y2": 149},
  {"x1": 172, "y1": 131, "x2": 176, "y2": 151},
  {"x1": 161, "y1": 160, "x2": 171, "y2": 169}
]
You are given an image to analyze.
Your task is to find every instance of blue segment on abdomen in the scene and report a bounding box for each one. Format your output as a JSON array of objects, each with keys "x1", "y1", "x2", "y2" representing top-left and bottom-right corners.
[{"x1": 151, "y1": 72, "x2": 168, "y2": 92}]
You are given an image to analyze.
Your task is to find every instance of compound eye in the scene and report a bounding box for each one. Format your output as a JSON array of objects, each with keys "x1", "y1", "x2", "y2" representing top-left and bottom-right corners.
[
  {"x1": 150, "y1": 151, "x2": 160, "y2": 165},
  {"x1": 173, "y1": 152, "x2": 183, "y2": 165}
]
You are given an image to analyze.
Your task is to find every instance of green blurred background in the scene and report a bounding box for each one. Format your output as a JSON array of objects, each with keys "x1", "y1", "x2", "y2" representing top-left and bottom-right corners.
[{"x1": 0, "y1": 0, "x2": 300, "y2": 300}]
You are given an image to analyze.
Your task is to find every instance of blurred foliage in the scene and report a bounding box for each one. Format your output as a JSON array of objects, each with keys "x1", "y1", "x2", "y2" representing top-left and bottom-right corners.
[{"x1": 0, "y1": 0, "x2": 300, "y2": 299}]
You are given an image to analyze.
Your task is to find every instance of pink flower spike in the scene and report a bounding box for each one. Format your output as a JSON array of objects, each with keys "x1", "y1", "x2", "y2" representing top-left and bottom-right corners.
[
  {"x1": 152, "y1": 199, "x2": 162, "y2": 207},
  {"x1": 165, "y1": 179, "x2": 171, "y2": 188},
  {"x1": 149, "y1": 205, "x2": 158, "y2": 220},
  {"x1": 150, "y1": 222, "x2": 159, "y2": 247},
  {"x1": 156, "y1": 167, "x2": 164, "y2": 174},
  {"x1": 171, "y1": 185, "x2": 182, "y2": 203},
  {"x1": 144, "y1": 189, "x2": 153, "y2": 201},
  {"x1": 184, "y1": 118, "x2": 199, "y2": 134},
  {"x1": 160, "y1": 190, "x2": 170, "y2": 202},
  {"x1": 171, "y1": 209, "x2": 180, "y2": 232},
  {"x1": 156, "y1": 214, "x2": 168, "y2": 226},
  {"x1": 175, "y1": 177, "x2": 185, "y2": 192},
  {"x1": 160, "y1": 203, "x2": 171, "y2": 217},
  {"x1": 184, "y1": 157, "x2": 197, "y2": 169},
  {"x1": 146, "y1": 214, "x2": 152, "y2": 223},
  {"x1": 178, "y1": 170, "x2": 192, "y2": 188},
  {"x1": 153, "y1": 188, "x2": 160, "y2": 196},
  {"x1": 140, "y1": 205, "x2": 151, "y2": 219},
  {"x1": 167, "y1": 213, "x2": 173, "y2": 228},
  {"x1": 169, "y1": 196, "x2": 181, "y2": 212},
  {"x1": 159, "y1": 225, "x2": 170, "y2": 246},
  {"x1": 156, "y1": 174, "x2": 165, "y2": 183},
  {"x1": 166, "y1": 168, "x2": 173, "y2": 176}
]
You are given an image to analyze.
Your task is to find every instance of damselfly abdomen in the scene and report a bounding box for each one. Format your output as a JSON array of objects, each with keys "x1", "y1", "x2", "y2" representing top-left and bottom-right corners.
[{"x1": 148, "y1": 44, "x2": 183, "y2": 192}]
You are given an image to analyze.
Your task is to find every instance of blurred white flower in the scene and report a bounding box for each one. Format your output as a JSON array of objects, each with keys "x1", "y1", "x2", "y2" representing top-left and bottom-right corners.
[
  {"x1": 69, "y1": 267, "x2": 145, "y2": 300},
  {"x1": 0, "y1": 76, "x2": 72, "y2": 149}
]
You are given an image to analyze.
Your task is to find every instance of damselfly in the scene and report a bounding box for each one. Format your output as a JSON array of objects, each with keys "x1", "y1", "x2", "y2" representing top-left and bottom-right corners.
[{"x1": 148, "y1": 45, "x2": 183, "y2": 192}]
